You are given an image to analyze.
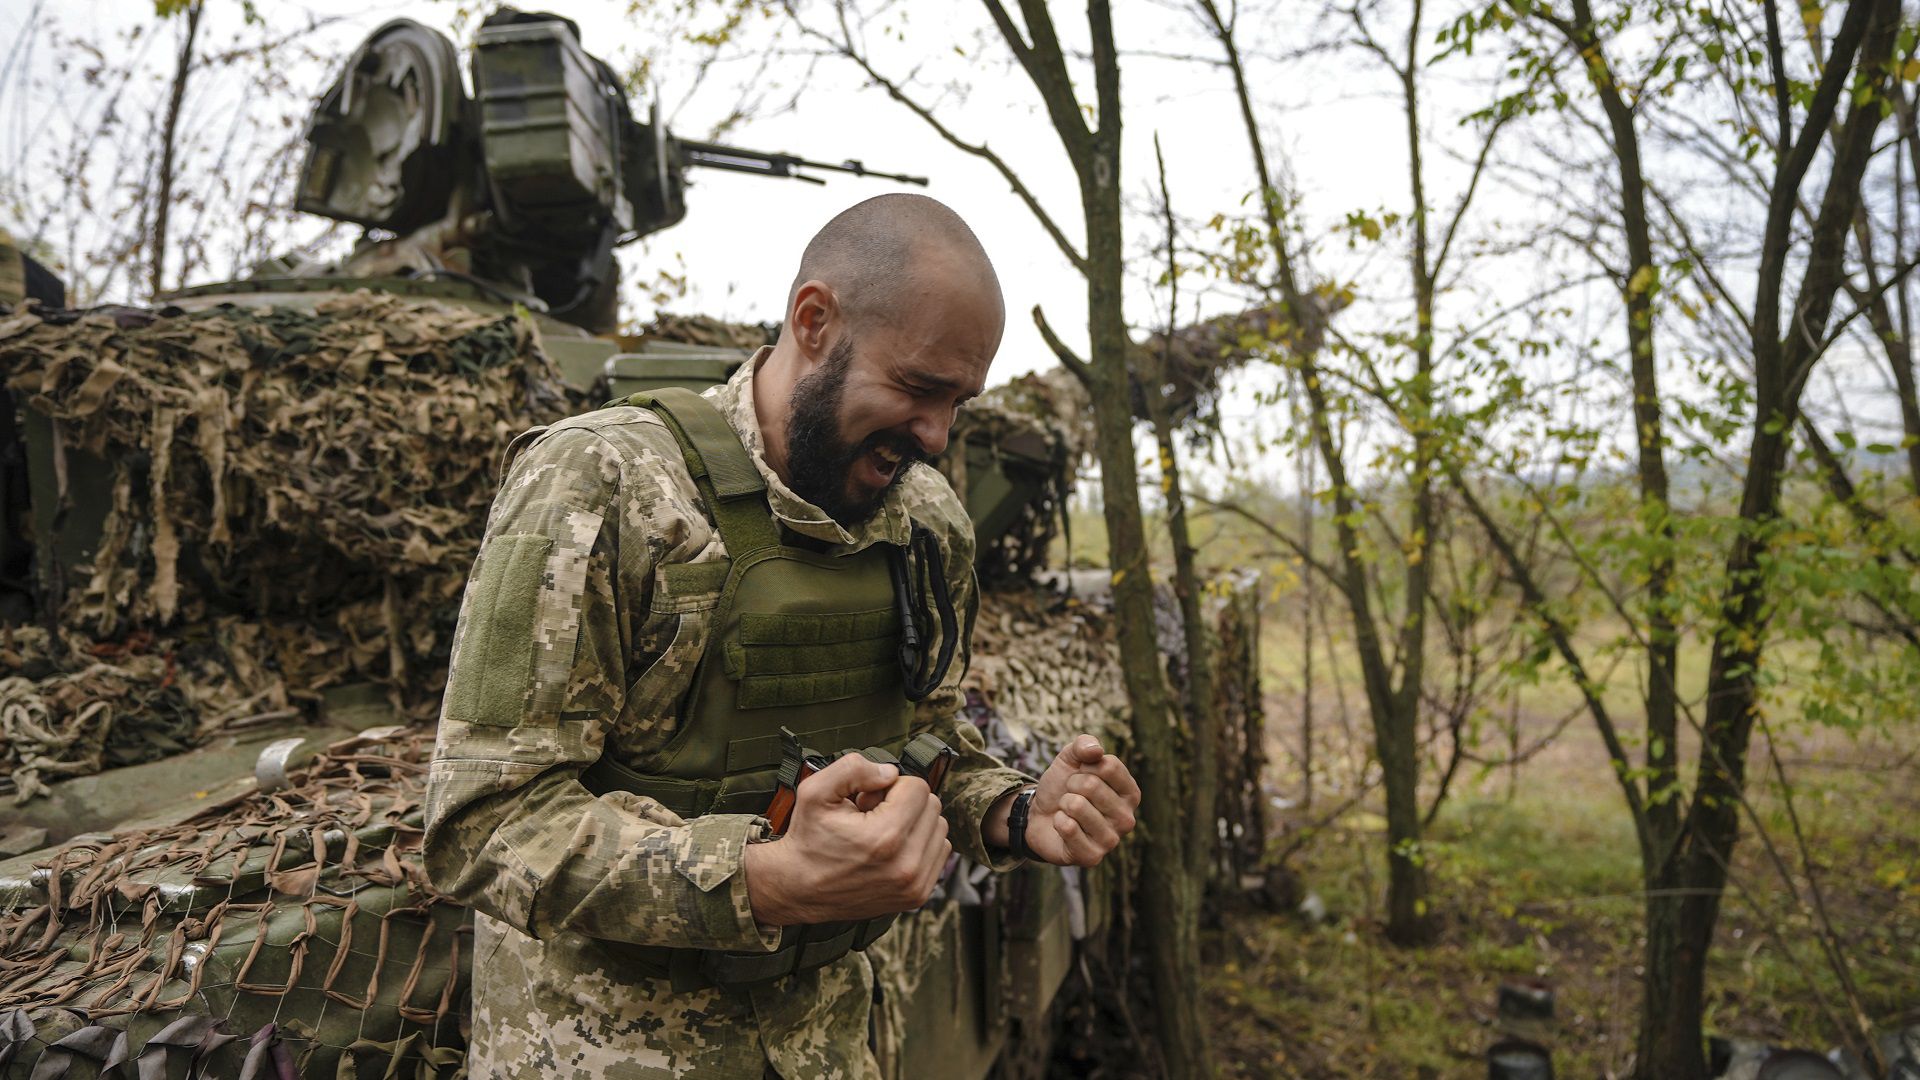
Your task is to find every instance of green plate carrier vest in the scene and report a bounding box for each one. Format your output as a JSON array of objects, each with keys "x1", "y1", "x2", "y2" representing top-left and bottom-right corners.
[{"x1": 579, "y1": 387, "x2": 941, "y2": 990}]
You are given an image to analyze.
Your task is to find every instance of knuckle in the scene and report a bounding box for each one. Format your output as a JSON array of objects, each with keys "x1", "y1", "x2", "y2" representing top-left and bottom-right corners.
[
  {"x1": 1062, "y1": 793, "x2": 1088, "y2": 815},
  {"x1": 1117, "y1": 812, "x2": 1136, "y2": 833}
]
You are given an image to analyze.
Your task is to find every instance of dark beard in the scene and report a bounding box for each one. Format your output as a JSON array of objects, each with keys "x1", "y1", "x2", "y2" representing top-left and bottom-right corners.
[{"x1": 785, "y1": 336, "x2": 923, "y2": 527}]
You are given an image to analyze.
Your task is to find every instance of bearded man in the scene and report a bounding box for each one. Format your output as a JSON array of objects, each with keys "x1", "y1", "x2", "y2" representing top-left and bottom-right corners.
[{"x1": 424, "y1": 194, "x2": 1140, "y2": 1078}]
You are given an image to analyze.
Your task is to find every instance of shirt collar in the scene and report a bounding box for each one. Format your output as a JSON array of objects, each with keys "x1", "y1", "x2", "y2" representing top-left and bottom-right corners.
[{"x1": 705, "y1": 346, "x2": 913, "y2": 550}]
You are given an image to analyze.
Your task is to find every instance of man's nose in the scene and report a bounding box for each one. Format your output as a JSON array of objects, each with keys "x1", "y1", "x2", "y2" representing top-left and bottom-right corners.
[{"x1": 908, "y1": 408, "x2": 951, "y2": 459}]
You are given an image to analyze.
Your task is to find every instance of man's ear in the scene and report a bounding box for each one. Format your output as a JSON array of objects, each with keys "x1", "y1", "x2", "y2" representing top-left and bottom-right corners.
[{"x1": 788, "y1": 280, "x2": 838, "y2": 362}]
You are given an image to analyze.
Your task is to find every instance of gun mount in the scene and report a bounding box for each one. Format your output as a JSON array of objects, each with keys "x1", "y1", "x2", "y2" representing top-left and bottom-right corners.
[{"x1": 280, "y1": 7, "x2": 924, "y2": 333}]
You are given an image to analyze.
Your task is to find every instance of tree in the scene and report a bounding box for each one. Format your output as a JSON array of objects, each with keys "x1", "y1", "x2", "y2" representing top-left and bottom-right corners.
[
  {"x1": 1192, "y1": 0, "x2": 1518, "y2": 945},
  {"x1": 790, "y1": 2, "x2": 1211, "y2": 1073},
  {"x1": 1444, "y1": 1, "x2": 1908, "y2": 1073}
]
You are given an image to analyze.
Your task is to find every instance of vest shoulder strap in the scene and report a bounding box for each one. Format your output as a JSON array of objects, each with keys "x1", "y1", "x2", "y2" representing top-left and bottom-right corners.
[{"x1": 608, "y1": 387, "x2": 780, "y2": 556}]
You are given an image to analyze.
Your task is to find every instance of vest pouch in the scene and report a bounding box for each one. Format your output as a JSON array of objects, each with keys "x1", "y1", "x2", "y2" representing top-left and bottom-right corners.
[{"x1": 703, "y1": 773, "x2": 780, "y2": 817}]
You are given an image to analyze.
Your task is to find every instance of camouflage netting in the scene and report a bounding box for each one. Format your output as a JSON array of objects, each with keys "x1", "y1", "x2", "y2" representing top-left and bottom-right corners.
[
  {"x1": 942, "y1": 369, "x2": 1091, "y2": 584},
  {"x1": 0, "y1": 729, "x2": 467, "y2": 1078},
  {"x1": 619, "y1": 312, "x2": 776, "y2": 351},
  {"x1": 0, "y1": 627, "x2": 197, "y2": 803},
  {"x1": 0, "y1": 583, "x2": 1153, "y2": 1080},
  {"x1": 1129, "y1": 298, "x2": 1351, "y2": 427},
  {"x1": 1152, "y1": 575, "x2": 1271, "y2": 890},
  {"x1": 0, "y1": 293, "x2": 588, "y2": 794}
]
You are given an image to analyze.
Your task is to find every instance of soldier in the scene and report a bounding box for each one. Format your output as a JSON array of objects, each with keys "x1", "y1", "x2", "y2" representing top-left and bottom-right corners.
[{"x1": 424, "y1": 193, "x2": 1141, "y2": 1078}]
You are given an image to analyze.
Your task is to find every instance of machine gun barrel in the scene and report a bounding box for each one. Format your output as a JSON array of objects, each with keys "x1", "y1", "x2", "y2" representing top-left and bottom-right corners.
[{"x1": 675, "y1": 138, "x2": 928, "y2": 187}]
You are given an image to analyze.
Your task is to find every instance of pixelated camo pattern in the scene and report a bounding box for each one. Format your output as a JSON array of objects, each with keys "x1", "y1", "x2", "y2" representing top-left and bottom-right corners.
[{"x1": 425, "y1": 352, "x2": 1030, "y2": 1076}]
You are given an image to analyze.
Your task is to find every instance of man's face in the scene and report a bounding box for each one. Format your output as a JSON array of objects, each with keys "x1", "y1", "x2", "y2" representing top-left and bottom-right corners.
[{"x1": 783, "y1": 307, "x2": 998, "y2": 527}]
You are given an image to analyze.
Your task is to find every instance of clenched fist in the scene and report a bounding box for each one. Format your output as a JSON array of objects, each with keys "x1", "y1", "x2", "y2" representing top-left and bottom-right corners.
[
  {"x1": 742, "y1": 753, "x2": 951, "y2": 926},
  {"x1": 995, "y1": 735, "x2": 1140, "y2": 868}
]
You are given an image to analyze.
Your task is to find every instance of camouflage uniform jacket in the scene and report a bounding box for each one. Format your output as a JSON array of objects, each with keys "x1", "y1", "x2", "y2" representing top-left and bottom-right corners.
[{"x1": 424, "y1": 349, "x2": 1033, "y2": 1078}]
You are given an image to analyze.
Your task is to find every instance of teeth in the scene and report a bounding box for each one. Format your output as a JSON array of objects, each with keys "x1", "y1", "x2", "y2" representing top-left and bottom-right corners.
[{"x1": 875, "y1": 445, "x2": 901, "y2": 464}]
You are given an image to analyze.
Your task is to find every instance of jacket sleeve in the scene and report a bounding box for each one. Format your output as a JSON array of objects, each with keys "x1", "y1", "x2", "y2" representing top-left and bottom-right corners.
[
  {"x1": 908, "y1": 483, "x2": 1033, "y2": 870},
  {"x1": 423, "y1": 424, "x2": 779, "y2": 952}
]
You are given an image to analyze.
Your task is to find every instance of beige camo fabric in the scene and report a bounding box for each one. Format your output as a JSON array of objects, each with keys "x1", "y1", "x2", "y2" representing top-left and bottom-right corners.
[{"x1": 424, "y1": 349, "x2": 1032, "y2": 1078}]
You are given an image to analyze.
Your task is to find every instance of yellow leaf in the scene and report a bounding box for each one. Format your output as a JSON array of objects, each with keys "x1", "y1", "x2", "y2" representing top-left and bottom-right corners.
[{"x1": 1902, "y1": 58, "x2": 1920, "y2": 82}]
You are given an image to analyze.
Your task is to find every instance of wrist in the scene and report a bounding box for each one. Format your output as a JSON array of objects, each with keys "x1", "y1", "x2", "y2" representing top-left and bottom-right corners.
[
  {"x1": 1004, "y1": 785, "x2": 1041, "y2": 862},
  {"x1": 983, "y1": 786, "x2": 1020, "y2": 848},
  {"x1": 742, "y1": 838, "x2": 802, "y2": 926},
  {"x1": 984, "y1": 784, "x2": 1041, "y2": 863}
]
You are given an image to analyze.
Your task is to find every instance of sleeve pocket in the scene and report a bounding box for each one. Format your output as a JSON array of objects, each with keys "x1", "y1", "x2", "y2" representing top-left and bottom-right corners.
[{"x1": 445, "y1": 533, "x2": 554, "y2": 727}]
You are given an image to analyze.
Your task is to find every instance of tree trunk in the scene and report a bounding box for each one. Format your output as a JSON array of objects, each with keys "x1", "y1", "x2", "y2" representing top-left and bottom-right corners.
[
  {"x1": 1299, "y1": 439, "x2": 1316, "y2": 811},
  {"x1": 1634, "y1": 3, "x2": 1898, "y2": 1072},
  {"x1": 1072, "y1": 18, "x2": 1210, "y2": 1074},
  {"x1": 1150, "y1": 138, "x2": 1220, "y2": 883},
  {"x1": 1199, "y1": 0, "x2": 1432, "y2": 945},
  {"x1": 150, "y1": 0, "x2": 203, "y2": 301},
  {"x1": 1892, "y1": 83, "x2": 1920, "y2": 492},
  {"x1": 1638, "y1": 876, "x2": 1711, "y2": 1078},
  {"x1": 1388, "y1": 1, "x2": 1437, "y2": 945},
  {"x1": 1086, "y1": 203, "x2": 1211, "y2": 1078}
]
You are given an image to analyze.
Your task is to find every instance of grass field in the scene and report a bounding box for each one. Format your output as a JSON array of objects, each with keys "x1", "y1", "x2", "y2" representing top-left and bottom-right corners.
[
  {"x1": 1207, "y1": 599, "x2": 1920, "y2": 1078},
  {"x1": 1052, "y1": 502, "x2": 1919, "y2": 1076}
]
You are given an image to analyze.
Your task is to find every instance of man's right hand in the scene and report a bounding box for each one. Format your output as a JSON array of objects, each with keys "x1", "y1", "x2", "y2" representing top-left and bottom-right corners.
[{"x1": 742, "y1": 752, "x2": 950, "y2": 926}]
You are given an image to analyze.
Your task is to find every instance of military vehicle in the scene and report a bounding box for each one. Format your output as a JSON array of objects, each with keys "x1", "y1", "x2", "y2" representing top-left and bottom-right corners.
[{"x1": 0, "y1": 8, "x2": 1261, "y2": 1077}]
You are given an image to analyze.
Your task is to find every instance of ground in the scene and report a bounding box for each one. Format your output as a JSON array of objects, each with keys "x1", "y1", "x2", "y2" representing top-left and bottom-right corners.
[{"x1": 1202, "y1": 601, "x2": 1920, "y2": 1078}]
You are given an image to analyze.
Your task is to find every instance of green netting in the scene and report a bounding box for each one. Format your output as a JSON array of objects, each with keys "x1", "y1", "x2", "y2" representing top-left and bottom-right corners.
[{"x1": 0, "y1": 730, "x2": 469, "y2": 1078}]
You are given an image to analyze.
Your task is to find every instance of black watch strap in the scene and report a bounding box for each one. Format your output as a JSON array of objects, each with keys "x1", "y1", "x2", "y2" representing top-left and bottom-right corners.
[{"x1": 1006, "y1": 786, "x2": 1040, "y2": 863}]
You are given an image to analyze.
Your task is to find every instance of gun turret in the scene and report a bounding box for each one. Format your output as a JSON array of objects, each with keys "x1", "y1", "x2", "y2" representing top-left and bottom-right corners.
[{"x1": 289, "y1": 8, "x2": 925, "y2": 333}]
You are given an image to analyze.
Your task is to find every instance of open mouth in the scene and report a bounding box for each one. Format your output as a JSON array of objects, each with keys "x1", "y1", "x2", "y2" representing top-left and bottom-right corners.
[{"x1": 868, "y1": 443, "x2": 902, "y2": 482}]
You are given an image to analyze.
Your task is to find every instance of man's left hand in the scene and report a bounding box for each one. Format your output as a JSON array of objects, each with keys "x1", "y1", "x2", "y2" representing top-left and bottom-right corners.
[{"x1": 1020, "y1": 735, "x2": 1140, "y2": 867}]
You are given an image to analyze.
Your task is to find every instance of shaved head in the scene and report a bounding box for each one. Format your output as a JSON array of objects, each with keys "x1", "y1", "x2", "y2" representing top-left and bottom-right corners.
[
  {"x1": 758, "y1": 194, "x2": 1004, "y2": 526},
  {"x1": 787, "y1": 193, "x2": 1003, "y2": 333}
]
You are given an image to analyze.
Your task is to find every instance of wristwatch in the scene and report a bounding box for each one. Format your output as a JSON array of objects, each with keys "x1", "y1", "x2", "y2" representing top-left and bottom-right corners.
[{"x1": 1005, "y1": 785, "x2": 1040, "y2": 863}]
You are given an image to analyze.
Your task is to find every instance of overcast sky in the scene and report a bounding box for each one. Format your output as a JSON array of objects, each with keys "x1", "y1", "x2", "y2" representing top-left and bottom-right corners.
[
  {"x1": 14, "y1": 0, "x2": 1897, "y2": 495},
  {"x1": 0, "y1": 0, "x2": 1467, "y2": 391}
]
